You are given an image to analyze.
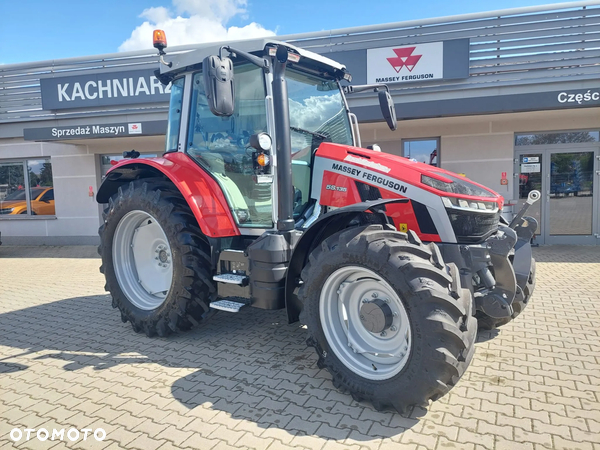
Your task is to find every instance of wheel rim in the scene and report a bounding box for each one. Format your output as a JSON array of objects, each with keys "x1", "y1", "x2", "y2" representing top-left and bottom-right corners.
[
  {"x1": 112, "y1": 210, "x2": 173, "y2": 310},
  {"x1": 320, "y1": 266, "x2": 411, "y2": 381}
]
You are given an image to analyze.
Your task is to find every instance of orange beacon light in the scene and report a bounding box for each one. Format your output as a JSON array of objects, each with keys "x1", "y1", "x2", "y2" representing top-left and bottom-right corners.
[{"x1": 153, "y1": 30, "x2": 167, "y2": 53}]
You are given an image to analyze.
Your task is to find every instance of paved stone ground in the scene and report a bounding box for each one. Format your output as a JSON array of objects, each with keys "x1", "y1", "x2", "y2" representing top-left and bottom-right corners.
[{"x1": 0, "y1": 245, "x2": 599, "y2": 450}]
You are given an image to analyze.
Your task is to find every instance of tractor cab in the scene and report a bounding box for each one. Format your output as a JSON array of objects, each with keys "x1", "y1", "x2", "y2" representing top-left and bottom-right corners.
[{"x1": 156, "y1": 38, "x2": 357, "y2": 231}]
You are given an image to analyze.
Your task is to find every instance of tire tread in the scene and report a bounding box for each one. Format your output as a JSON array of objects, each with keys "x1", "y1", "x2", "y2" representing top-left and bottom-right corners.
[
  {"x1": 98, "y1": 179, "x2": 216, "y2": 337},
  {"x1": 299, "y1": 225, "x2": 477, "y2": 413}
]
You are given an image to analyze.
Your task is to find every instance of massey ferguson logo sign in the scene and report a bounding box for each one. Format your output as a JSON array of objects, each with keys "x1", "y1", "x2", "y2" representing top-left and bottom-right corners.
[
  {"x1": 387, "y1": 47, "x2": 422, "y2": 72},
  {"x1": 367, "y1": 42, "x2": 444, "y2": 84}
]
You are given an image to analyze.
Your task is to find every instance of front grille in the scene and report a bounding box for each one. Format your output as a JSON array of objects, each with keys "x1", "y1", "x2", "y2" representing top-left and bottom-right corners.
[{"x1": 446, "y1": 209, "x2": 499, "y2": 243}]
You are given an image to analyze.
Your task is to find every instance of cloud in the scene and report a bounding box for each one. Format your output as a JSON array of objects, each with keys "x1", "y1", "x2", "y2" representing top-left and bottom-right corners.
[
  {"x1": 289, "y1": 94, "x2": 343, "y2": 131},
  {"x1": 119, "y1": 0, "x2": 276, "y2": 52}
]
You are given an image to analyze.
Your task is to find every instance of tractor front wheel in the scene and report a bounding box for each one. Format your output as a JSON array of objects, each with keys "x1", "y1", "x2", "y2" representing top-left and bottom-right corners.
[
  {"x1": 299, "y1": 225, "x2": 477, "y2": 413},
  {"x1": 99, "y1": 179, "x2": 216, "y2": 337}
]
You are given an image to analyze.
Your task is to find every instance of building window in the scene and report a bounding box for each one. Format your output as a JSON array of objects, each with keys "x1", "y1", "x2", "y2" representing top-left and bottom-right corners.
[
  {"x1": 403, "y1": 138, "x2": 439, "y2": 166},
  {"x1": 515, "y1": 131, "x2": 599, "y2": 145},
  {"x1": 0, "y1": 159, "x2": 55, "y2": 216}
]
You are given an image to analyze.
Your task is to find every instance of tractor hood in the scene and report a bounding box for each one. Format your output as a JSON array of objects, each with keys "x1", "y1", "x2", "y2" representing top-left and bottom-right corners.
[{"x1": 314, "y1": 143, "x2": 504, "y2": 208}]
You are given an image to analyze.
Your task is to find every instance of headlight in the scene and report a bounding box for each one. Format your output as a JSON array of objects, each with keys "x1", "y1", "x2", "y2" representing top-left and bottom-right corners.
[
  {"x1": 422, "y1": 174, "x2": 495, "y2": 198},
  {"x1": 441, "y1": 197, "x2": 498, "y2": 213},
  {"x1": 446, "y1": 209, "x2": 500, "y2": 243},
  {"x1": 0, "y1": 207, "x2": 15, "y2": 214},
  {"x1": 440, "y1": 196, "x2": 500, "y2": 244}
]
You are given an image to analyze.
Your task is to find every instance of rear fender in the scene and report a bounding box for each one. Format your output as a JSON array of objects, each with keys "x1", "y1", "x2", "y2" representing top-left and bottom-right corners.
[
  {"x1": 96, "y1": 153, "x2": 239, "y2": 238},
  {"x1": 285, "y1": 198, "x2": 408, "y2": 323}
]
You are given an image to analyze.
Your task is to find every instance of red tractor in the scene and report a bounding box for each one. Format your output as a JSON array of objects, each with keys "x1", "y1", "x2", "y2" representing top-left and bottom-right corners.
[{"x1": 97, "y1": 31, "x2": 539, "y2": 412}]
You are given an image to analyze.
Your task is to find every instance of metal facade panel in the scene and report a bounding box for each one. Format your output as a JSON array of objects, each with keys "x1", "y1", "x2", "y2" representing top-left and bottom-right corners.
[
  {"x1": 326, "y1": 50, "x2": 368, "y2": 85},
  {"x1": 356, "y1": 86, "x2": 600, "y2": 121},
  {"x1": 292, "y1": 8, "x2": 600, "y2": 48},
  {"x1": 3, "y1": 2, "x2": 600, "y2": 125},
  {"x1": 443, "y1": 39, "x2": 470, "y2": 79}
]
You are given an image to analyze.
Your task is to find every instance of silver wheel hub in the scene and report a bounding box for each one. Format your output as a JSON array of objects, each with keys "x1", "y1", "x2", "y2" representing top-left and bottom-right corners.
[
  {"x1": 320, "y1": 266, "x2": 411, "y2": 381},
  {"x1": 157, "y1": 248, "x2": 169, "y2": 264},
  {"x1": 359, "y1": 298, "x2": 394, "y2": 334},
  {"x1": 113, "y1": 211, "x2": 173, "y2": 310}
]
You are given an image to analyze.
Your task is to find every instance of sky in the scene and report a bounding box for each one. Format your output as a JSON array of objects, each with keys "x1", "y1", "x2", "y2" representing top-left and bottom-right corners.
[{"x1": 1, "y1": 0, "x2": 576, "y2": 65}]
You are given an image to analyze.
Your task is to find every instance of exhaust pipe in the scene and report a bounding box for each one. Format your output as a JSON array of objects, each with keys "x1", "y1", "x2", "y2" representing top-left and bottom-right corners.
[{"x1": 272, "y1": 45, "x2": 295, "y2": 233}]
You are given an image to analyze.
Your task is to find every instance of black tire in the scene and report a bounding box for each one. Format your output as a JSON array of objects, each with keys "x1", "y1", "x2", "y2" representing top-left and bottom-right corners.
[
  {"x1": 98, "y1": 179, "x2": 217, "y2": 337},
  {"x1": 299, "y1": 225, "x2": 477, "y2": 413},
  {"x1": 476, "y1": 259, "x2": 536, "y2": 331}
]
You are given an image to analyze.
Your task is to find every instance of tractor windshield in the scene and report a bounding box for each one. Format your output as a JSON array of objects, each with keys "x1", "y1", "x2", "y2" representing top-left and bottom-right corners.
[
  {"x1": 186, "y1": 64, "x2": 272, "y2": 228},
  {"x1": 287, "y1": 69, "x2": 353, "y2": 214},
  {"x1": 287, "y1": 69, "x2": 353, "y2": 159}
]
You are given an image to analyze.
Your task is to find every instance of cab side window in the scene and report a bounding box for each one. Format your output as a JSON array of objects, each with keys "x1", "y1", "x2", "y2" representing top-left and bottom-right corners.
[{"x1": 165, "y1": 78, "x2": 185, "y2": 152}]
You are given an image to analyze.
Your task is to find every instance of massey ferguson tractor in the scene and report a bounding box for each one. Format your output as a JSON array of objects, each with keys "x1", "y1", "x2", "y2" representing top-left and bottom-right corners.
[{"x1": 96, "y1": 30, "x2": 540, "y2": 412}]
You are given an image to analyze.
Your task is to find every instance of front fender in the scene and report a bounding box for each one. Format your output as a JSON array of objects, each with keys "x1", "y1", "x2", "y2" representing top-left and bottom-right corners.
[
  {"x1": 96, "y1": 153, "x2": 239, "y2": 238},
  {"x1": 285, "y1": 198, "x2": 408, "y2": 323}
]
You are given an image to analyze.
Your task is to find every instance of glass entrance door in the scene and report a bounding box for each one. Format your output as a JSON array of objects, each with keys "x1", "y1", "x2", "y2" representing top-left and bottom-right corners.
[
  {"x1": 548, "y1": 150, "x2": 597, "y2": 244},
  {"x1": 515, "y1": 147, "x2": 599, "y2": 245}
]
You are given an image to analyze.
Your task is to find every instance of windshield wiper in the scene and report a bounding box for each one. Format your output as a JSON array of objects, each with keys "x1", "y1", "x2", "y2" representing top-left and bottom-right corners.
[{"x1": 290, "y1": 126, "x2": 328, "y2": 141}]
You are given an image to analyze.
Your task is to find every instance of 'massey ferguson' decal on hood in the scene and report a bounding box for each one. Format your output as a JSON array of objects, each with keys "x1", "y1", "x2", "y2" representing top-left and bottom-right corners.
[
  {"x1": 343, "y1": 154, "x2": 391, "y2": 173},
  {"x1": 330, "y1": 162, "x2": 407, "y2": 194},
  {"x1": 311, "y1": 156, "x2": 457, "y2": 243}
]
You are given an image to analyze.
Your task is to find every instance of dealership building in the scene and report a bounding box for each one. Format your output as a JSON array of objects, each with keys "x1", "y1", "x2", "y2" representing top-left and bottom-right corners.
[{"x1": 1, "y1": 1, "x2": 600, "y2": 245}]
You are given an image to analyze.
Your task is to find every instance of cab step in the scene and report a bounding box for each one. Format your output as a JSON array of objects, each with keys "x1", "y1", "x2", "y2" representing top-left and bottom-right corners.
[
  {"x1": 210, "y1": 299, "x2": 247, "y2": 313},
  {"x1": 213, "y1": 273, "x2": 248, "y2": 285}
]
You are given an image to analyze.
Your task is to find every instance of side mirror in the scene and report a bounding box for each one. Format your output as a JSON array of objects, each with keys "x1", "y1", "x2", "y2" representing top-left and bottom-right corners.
[
  {"x1": 378, "y1": 90, "x2": 397, "y2": 131},
  {"x1": 203, "y1": 55, "x2": 235, "y2": 116}
]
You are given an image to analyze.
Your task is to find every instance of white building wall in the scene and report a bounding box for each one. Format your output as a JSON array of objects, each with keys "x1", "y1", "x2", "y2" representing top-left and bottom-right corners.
[
  {"x1": 2, "y1": 107, "x2": 599, "y2": 244},
  {"x1": 360, "y1": 107, "x2": 600, "y2": 203}
]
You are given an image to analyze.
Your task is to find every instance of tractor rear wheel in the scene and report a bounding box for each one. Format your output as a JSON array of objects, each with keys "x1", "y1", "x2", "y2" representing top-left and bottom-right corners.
[
  {"x1": 98, "y1": 179, "x2": 216, "y2": 337},
  {"x1": 299, "y1": 225, "x2": 477, "y2": 413}
]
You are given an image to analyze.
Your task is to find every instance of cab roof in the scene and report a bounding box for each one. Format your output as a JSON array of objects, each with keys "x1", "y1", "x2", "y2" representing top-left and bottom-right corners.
[{"x1": 160, "y1": 38, "x2": 347, "y2": 80}]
